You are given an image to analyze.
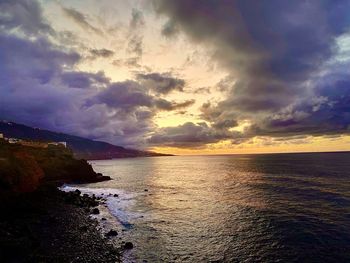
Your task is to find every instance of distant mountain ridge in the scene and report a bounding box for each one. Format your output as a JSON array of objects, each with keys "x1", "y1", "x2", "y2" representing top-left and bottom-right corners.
[{"x1": 0, "y1": 121, "x2": 170, "y2": 159}]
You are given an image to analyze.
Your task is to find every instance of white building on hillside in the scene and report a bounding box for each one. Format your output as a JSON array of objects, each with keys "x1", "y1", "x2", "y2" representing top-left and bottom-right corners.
[
  {"x1": 8, "y1": 138, "x2": 21, "y2": 144},
  {"x1": 48, "y1": 141, "x2": 67, "y2": 147}
]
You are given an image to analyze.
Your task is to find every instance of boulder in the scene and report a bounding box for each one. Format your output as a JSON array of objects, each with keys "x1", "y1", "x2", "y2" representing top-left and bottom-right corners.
[
  {"x1": 124, "y1": 242, "x2": 133, "y2": 249},
  {"x1": 91, "y1": 208, "x2": 99, "y2": 215},
  {"x1": 105, "y1": 229, "x2": 118, "y2": 237}
]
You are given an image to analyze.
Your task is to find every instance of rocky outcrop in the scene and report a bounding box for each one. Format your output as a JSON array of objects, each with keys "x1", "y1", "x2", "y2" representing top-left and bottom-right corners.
[{"x1": 0, "y1": 140, "x2": 110, "y2": 193}]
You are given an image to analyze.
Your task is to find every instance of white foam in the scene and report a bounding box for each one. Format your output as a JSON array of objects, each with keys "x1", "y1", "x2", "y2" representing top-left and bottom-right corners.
[{"x1": 60, "y1": 185, "x2": 141, "y2": 229}]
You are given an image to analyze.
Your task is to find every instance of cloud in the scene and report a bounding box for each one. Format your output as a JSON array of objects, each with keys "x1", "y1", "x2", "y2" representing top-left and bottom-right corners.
[
  {"x1": 89, "y1": 81, "x2": 194, "y2": 112},
  {"x1": 126, "y1": 8, "x2": 145, "y2": 64},
  {"x1": 193, "y1": 87, "x2": 210, "y2": 94},
  {"x1": 0, "y1": 0, "x2": 191, "y2": 148},
  {"x1": 127, "y1": 35, "x2": 143, "y2": 56},
  {"x1": 154, "y1": 99, "x2": 195, "y2": 111},
  {"x1": 113, "y1": 57, "x2": 142, "y2": 68},
  {"x1": 0, "y1": 30, "x2": 154, "y2": 147},
  {"x1": 90, "y1": 81, "x2": 154, "y2": 110},
  {"x1": 161, "y1": 20, "x2": 178, "y2": 37},
  {"x1": 136, "y1": 72, "x2": 185, "y2": 94},
  {"x1": 248, "y1": 70, "x2": 350, "y2": 138},
  {"x1": 0, "y1": 0, "x2": 53, "y2": 36},
  {"x1": 2, "y1": 0, "x2": 350, "y2": 151},
  {"x1": 90, "y1": 48, "x2": 114, "y2": 58},
  {"x1": 61, "y1": 6, "x2": 103, "y2": 35},
  {"x1": 61, "y1": 71, "x2": 109, "y2": 89},
  {"x1": 130, "y1": 8, "x2": 145, "y2": 29},
  {"x1": 153, "y1": 0, "x2": 350, "y2": 142},
  {"x1": 148, "y1": 122, "x2": 241, "y2": 148}
]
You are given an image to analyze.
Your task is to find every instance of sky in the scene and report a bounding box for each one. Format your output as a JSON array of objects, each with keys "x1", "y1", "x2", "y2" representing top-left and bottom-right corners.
[{"x1": 1, "y1": 0, "x2": 350, "y2": 154}]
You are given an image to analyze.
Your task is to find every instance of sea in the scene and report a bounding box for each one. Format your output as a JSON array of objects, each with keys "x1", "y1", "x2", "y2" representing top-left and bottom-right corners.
[{"x1": 63, "y1": 152, "x2": 350, "y2": 262}]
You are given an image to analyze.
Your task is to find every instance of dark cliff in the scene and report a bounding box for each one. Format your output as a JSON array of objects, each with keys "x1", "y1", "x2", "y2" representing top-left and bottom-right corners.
[{"x1": 0, "y1": 140, "x2": 110, "y2": 193}]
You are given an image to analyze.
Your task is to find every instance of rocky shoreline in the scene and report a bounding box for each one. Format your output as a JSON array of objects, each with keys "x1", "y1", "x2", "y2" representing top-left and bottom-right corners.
[
  {"x1": 0, "y1": 139, "x2": 133, "y2": 262},
  {"x1": 0, "y1": 186, "x2": 123, "y2": 262}
]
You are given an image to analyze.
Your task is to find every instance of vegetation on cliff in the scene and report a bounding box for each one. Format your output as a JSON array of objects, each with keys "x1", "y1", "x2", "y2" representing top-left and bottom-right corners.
[{"x1": 0, "y1": 139, "x2": 110, "y2": 193}]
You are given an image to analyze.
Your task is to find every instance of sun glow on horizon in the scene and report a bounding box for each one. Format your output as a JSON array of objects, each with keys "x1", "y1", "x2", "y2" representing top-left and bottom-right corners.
[
  {"x1": 150, "y1": 135, "x2": 350, "y2": 155},
  {"x1": 1, "y1": 0, "x2": 350, "y2": 154}
]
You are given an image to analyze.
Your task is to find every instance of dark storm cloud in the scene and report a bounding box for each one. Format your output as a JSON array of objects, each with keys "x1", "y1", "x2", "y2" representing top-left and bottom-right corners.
[
  {"x1": 0, "y1": 33, "x2": 83, "y2": 130},
  {"x1": 154, "y1": 99, "x2": 195, "y2": 111},
  {"x1": 89, "y1": 81, "x2": 194, "y2": 112},
  {"x1": 152, "y1": 0, "x2": 350, "y2": 143},
  {"x1": 136, "y1": 72, "x2": 185, "y2": 94},
  {"x1": 249, "y1": 72, "x2": 350, "y2": 138},
  {"x1": 90, "y1": 48, "x2": 114, "y2": 58},
  {"x1": 212, "y1": 119, "x2": 238, "y2": 130},
  {"x1": 90, "y1": 81, "x2": 154, "y2": 110},
  {"x1": 61, "y1": 6, "x2": 103, "y2": 35},
  {"x1": 0, "y1": 34, "x2": 80, "y2": 86},
  {"x1": 61, "y1": 71, "x2": 109, "y2": 89},
  {"x1": 148, "y1": 122, "x2": 241, "y2": 148}
]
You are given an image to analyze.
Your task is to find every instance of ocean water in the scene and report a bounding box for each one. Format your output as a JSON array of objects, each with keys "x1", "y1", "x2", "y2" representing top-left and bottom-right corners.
[{"x1": 81, "y1": 153, "x2": 350, "y2": 262}]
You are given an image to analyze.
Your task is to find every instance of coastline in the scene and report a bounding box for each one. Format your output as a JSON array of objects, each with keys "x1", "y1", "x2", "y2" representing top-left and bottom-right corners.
[
  {"x1": 0, "y1": 186, "x2": 122, "y2": 262},
  {"x1": 0, "y1": 140, "x2": 131, "y2": 262}
]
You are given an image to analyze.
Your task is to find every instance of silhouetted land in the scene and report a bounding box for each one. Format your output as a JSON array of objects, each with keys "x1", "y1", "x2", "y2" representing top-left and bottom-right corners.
[
  {"x1": 0, "y1": 120, "x2": 172, "y2": 160},
  {"x1": 0, "y1": 140, "x2": 120, "y2": 262}
]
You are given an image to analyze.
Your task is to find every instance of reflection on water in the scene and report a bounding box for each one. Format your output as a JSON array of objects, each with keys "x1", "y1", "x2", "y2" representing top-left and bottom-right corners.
[{"x1": 87, "y1": 152, "x2": 350, "y2": 262}]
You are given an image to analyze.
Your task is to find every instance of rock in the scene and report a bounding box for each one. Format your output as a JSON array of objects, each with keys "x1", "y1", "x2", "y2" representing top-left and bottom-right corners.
[
  {"x1": 47, "y1": 215, "x2": 57, "y2": 223},
  {"x1": 80, "y1": 225, "x2": 88, "y2": 232},
  {"x1": 124, "y1": 242, "x2": 133, "y2": 249},
  {"x1": 105, "y1": 229, "x2": 118, "y2": 237},
  {"x1": 91, "y1": 208, "x2": 99, "y2": 215},
  {"x1": 113, "y1": 194, "x2": 118, "y2": 197}
]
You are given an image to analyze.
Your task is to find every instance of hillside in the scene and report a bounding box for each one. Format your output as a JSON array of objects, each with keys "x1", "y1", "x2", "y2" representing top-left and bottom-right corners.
[
  {"x1": 0, "y1": 121, "x2": 170, "y2": 160},
  {"x1": 0, "y1": 139, "x2": 111, "y2": 193}
]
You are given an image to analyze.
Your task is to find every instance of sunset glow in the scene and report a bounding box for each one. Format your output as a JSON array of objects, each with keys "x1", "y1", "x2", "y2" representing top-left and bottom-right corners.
[{"x1": 1, "y1": 0, "x2": 350, "y2": 154}]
